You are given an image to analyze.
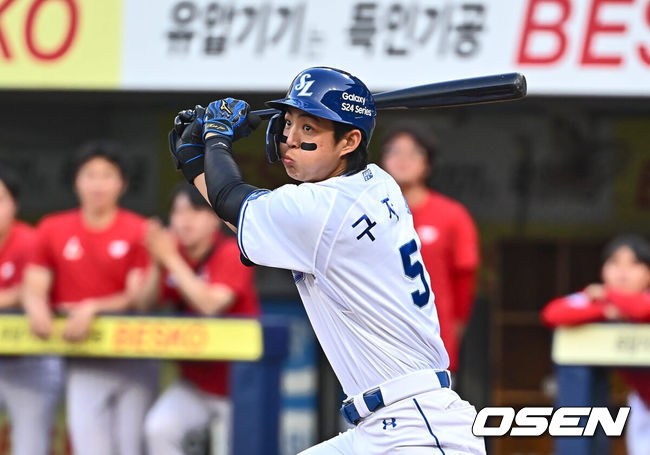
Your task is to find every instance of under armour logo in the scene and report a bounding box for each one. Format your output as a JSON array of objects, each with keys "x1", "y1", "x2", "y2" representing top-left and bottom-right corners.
[
  {"x1": 382, "y1": 418, "x2": 396, "y2": 429},
  {"x1": 294, "y1": 73, "x2": 315, "y2": 96}
]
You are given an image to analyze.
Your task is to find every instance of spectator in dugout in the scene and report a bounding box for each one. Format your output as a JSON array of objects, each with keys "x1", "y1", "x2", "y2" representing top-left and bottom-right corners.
[
  {"x1": 142, "y1": 183, "x2": 259, "y2": 455},
  {"x1": 22, "y1": 141, "x2": 159, "y2": 455},
  {"x1": 380, "y1": 122, "x2": 479, "y2": 379},
  {"x1": 0, "y1": 168, "x2": 63, "y2": 455},
  {"x1": 541, "y1": 234, "x2": 650, "y2": 455}
]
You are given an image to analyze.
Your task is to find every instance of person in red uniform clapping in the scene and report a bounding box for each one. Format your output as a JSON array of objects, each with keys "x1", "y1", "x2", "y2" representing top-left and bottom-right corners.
[
  {"x1": 541, "y1": 234, "x2": 650, "y2": 455},
  {"x1": 143, "y1": 183, "x2": 260, "y2": 455},
  {"x1": 380, "y1": 123, "x2": 479, "y2": 377}
]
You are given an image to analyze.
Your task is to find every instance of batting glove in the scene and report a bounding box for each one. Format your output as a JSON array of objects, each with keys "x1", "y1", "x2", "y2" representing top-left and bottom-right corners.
[
  {"x1": 203, "y1": 98, "x2": 260, "y2": 142},
  {"x1": 169, "y1": 105, "x2": 206, "y2": 183}
]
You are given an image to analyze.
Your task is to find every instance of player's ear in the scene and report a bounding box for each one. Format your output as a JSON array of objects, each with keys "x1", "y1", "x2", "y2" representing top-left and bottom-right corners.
[{"x1": 337, "y1": 129, "x2": 362, "y2": 158}]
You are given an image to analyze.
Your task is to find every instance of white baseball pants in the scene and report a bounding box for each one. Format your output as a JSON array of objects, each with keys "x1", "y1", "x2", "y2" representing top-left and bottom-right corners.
[
  {"x1": 0, "y1": 356, "x2": 63, "y2": 455},
  {"x1": 144, "y1": 380, "x2": 232, "y2": 455},
  {"x1": 300, "y1": 388, "x2": 485, "y2": 455},
  {"x1": 66, "y1": 358, "x2": 159, "y2": 455},
  {"x1": 626, "y1": 391, "x2": 650, "y2": 455}
]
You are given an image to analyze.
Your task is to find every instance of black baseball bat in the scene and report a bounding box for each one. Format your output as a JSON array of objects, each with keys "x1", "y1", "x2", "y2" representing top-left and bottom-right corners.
[{"x1": 251, "y1": 72, "x2": 527, "y2": 120}]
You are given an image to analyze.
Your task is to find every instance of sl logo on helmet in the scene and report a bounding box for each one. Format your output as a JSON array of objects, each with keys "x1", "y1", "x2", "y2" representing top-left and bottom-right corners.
[{"x1": 294, "y1": 73, "x2": 315, "y2": 97}]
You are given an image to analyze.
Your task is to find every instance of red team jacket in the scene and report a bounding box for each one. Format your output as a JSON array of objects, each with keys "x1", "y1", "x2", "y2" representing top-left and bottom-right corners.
[
  {"x1": 0, "y1": 221, "x2": 35, "y2": 291},
  {"x1": 162, "y1": 232, "x2": 260, "y2": 396},
  {"x1": 542, "y1": 289, "x2": 650, "y2": 406},
  {"x1": 29, "y1": 209, "x2": 149, "y2": 307},
  {"x1": 411, "y1": 190, "x2": 479, "y2": 372}
]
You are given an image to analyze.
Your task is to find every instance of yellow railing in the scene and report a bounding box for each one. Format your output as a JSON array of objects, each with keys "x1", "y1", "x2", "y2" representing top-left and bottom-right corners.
[
  {"x1": 0, "y1": 315, "x2": 263, "y2": 361},
  {"x1": 552, "y1": 323, "x2": 650, "y2": 366}
]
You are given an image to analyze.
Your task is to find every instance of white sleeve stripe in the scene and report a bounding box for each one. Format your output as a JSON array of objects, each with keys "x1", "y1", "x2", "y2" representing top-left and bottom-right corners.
[{"x1": 237, "y1": 189, "x2": 271, "y2": 260}]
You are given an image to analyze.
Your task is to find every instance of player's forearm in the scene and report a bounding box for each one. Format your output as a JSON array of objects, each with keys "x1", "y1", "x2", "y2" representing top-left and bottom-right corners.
[
  {"x1": 160, "y1": 253, "x2": 212, "y2": 306},
  {"x1": 541, "y1": 295, "x2": 607, "y2": 327},
  {"x1": 83, "y1": 266, "x2": 154, "y2": 314},
  {"x1": 22, "y1": 291, "x2": 51, "y2": 315},
  {"x1": 163, "y1": 254, "x2": 234, "y2": 316},
  {"x1": 21, "y1": 266, "x2": 53, "y2": 315},
  {"x1": 132, "y1": 265, "x2": 162, "y2": 312},
  {"x1": 82, "y1": 293, "x2": 132, "y2": 314},
  {"x1": 193, "y1": 173, "x2": 210, "y2": 206},
  {"x1": 21, "y1": 289, "x2": 54, "y2": 338},
  {"x1": 607, "y1": 290, "x2": 650, "y2": 321},
  {"x1": 203, "y1": 136, "x2": 259, "y2": 225},
  {"x1": 21, "y1": 285, "x2": 54, "y2": 339},
  {"x1": 192, "y1": 175, "x2": 239, "y2": 234},
  {"x1": 0, "y1": 286, "x2": 20, "y2": 309}
]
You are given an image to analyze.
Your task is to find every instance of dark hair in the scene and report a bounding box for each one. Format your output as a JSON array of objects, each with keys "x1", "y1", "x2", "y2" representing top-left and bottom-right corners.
[
  {"x1": 170, "y1": 182, "x2": 211, "y2": 211},
  {"x1": 602, "y1": 234, "x2": 650, "y2": 267},
  {"x1": 72, "y1": 140, "x2": 128, "y2": 180},
  {"x1": 0, "y1": 167, "x2": 20, "y2": 202},
  {"x1": 333, "y1": 122, "x2": 368, "y2": 175},
  {"x1": 379, "y1": 121, "x2": 439, "y2": 166}
]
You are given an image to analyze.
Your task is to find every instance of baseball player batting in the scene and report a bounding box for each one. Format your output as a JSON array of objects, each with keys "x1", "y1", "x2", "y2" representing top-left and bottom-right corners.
[{"x1": 169, "y1": 67, "x2": 486, "y2": 454}]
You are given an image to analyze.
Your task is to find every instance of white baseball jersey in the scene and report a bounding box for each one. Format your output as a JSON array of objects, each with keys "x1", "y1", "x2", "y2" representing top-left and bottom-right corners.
[{"x1": 238, "y1": 164, "x2": 449, "y2": 396}]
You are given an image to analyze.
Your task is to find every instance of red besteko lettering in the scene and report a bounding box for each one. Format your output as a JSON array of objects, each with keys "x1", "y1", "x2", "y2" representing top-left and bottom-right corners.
[
  {"x1": 0, "y1": 0, "x2": 17, "y2": 59},
  {"x1": 518, "y1": 0, "x2": 572, "y2": 64},
  {"x1": 638, "y1": 1, "x2": 650, "y2": 64},
  {"x1": 581, "y1": 0, "x2": 633, "y2": 66},
  {"x1": 25, "y1": 0, "x2": 78, "y2": 60}
]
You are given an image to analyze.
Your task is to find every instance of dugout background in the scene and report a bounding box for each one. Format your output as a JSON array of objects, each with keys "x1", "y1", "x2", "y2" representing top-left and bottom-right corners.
[{"x1": 1, "y1": 90, "x2": 648, "y2": 454}]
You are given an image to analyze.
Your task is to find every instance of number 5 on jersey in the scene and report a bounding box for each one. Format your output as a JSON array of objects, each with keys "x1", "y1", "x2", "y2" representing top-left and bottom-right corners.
[{"x1": 399, "y1": 239, "x2": 431, "y2": 308}]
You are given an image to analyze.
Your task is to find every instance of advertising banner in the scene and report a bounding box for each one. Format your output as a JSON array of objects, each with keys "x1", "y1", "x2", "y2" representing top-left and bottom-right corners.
[
  {"x1": 0, "y1": 0, "x2": 121, "y2": 89},
  {"x1": 122, "y1": 0, "x2": 650, "y2": 94},
  {"x1": 0, "y1": 314, "x2": 263, "y2": 360},
  {"x1": 1, "y1": 0, "x2": 649, "y2": 95},
  {"x1": 553, "y1": 323, "x2": 650, "y2": 366}
]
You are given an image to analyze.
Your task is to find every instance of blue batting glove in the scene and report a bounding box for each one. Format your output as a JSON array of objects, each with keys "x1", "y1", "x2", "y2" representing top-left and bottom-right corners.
[{"x1": 203, "y1": 98, "x2": 255, "y2": 142}]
